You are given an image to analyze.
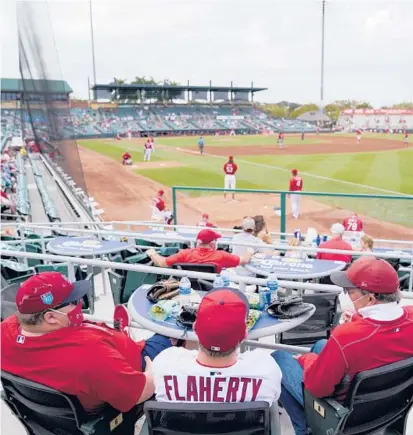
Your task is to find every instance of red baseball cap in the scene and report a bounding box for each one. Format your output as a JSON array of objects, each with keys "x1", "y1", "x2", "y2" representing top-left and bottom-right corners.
[
  {"x1": 158, "y1": 189, "x2": 164, "y2": 196},
  {"x1": 291, "y1": 169, "x2": 298, "y2": 175},
  {"x1": 16, "y1": 272, "x2": 91, "y2": 314},
  {"x1": 202, "y1": 213, "x2": 209, "y2": 219},
  {"x1": 197, "y1": 229, "x2": 221, "y2": 244},
  {"x1": 195, "y1": 289, "x2": 248, "y2": 352},
  {"x1": 330, "y1": 257, "x2": 399, "y2": 294},
  {"x1": 229, "y1": 155, "x2": 233, "y2": 159}
]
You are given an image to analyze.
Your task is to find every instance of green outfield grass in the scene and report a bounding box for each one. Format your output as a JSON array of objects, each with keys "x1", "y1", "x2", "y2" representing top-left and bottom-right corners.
[{"x1": 79, "y1": 136, "x2": 413, "y2": 228}]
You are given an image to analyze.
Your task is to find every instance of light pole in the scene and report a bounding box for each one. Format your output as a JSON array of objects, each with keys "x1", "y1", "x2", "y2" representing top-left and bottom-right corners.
[
  {"x1": 320, "y1": 0, "x2": 326, "y2": 113},
  {"x1": 89, "y1": 0, "x2": 97, "y2": 89}
]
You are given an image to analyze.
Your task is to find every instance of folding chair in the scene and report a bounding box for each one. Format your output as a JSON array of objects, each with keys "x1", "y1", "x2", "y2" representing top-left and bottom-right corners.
[{"x1": 172, "y1": 263, "x2": 217, "y2": 292}]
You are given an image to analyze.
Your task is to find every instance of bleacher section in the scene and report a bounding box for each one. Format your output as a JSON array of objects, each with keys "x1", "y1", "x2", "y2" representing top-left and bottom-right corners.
[{"x1": 1, "y1": 106, "x2": 315, "y2": 139}]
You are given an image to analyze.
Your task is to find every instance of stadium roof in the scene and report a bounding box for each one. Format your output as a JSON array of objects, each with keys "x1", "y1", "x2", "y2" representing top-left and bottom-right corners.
[
  {"x1": 0, "y1": 78, "x2": 72, "y2": 94},
  {"x1": 297, "y1": 111, "x2": 331, "y2": 122},
  {"x1": 92, "y1": 83, "x2": 267, "y2": 93}
]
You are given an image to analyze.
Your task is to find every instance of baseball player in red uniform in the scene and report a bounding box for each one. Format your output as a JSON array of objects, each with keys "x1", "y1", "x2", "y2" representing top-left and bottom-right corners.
[
  {"x1": 278, "y1": 131, "x2": 284, "y2": 149},
  {"x1": 343, "y1": 213, "x2": 363, "y2": 232},
  {"x1": 404, "y1": 132, "x2": 409, "y2": 146},
  {"x1": 144, "y1": 140, "x2": 153, "y2": 162},
  {"x1": 152, "y1": 189, "x2": 173, "y2": 224},
  {"x1": 356, "y1": 129, "x2": 361, "y2": 144},
  {"x1": 197, "y1": 213, "x2": 215, "y2": 228},
  {"x1": 122, "y1": 151, "x2": 132, "y2": 165},
  {"x1": 289, "y1": 169, "x2": 303, "y2": 219},
  {"x1": 223, "y1": 156, "x2": 238, "y2": 201}
]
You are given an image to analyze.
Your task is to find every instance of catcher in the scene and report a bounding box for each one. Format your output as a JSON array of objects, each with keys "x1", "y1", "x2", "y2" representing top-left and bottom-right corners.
[{"x1": 122, "y1": 150, "x2": 132, "y2": 165}]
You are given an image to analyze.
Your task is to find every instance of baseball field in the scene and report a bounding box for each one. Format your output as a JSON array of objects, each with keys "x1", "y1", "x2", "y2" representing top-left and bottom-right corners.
[{"x1": 78, "y1": 133, "x2": 413, "y2": 241}]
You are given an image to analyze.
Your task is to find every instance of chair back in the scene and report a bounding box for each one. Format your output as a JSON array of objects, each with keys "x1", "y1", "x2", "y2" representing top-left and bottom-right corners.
[
  {"x1": 1, "y1": 370, "x2": 87, "y2": 434},
  {"x1": 35, "y1": 263, "x2": 71, "y2": 277},
  {"x1": 144, "y1": 400, "x2": 270, "y2": 435},
  {"x1": 108, "y1": 270, "x2": 125, "y2": 305},
  {"x1": 0, "y1": 283, "x2": 19, "y2": 320},
  {"x1": 342, "y1": 357, "x2": 413, "y2": 433},
  {"x1": 172, "y1": 263, "x2": 217, "y2": 291},
  {"x1": 280, "y1": 292, "x2": 338, "y2": 346}
]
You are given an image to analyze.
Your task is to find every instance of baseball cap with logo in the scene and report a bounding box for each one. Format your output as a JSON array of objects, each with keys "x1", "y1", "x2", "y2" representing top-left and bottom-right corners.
[
  {"x1": 197, "y1": 229, "x2": 221, "y2": 244},
  {"x1": 195, "y1": 288, "x2": 248, "y2": 352},
  {"x1": 242, "y1": 217, "x2": 256, "y2": 231},
  {"x1": 16, "y1": 272, "x2": 91, "y2": 314},
  {"x1": 330, "y1": 257, "x2": 399, "y2": 294}
]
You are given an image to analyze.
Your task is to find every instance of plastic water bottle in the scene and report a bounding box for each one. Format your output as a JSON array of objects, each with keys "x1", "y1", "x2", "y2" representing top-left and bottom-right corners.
[
  {"x1": 259, "y1": 286, "x2": 271, "y2": 310},
  {"x1": 221, "y1": 269, "x2": 231, "y2": 287},
  {"x1": 179, "y1": 277, "x2": 191, "y2": 306},
  {"x1": 266, "y1": 272, "x2": 279, "y2": 303},
  {"x1": 316, "y1": 234, "x2": 321, "y2": 246},
  {"x1": 213, "y1": 274, "x2": 224, "y2": 288}
]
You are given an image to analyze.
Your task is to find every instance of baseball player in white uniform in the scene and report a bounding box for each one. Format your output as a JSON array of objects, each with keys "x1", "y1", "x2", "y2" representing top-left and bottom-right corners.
[
  {"x1": 144, "y1": 140, "x2": 153, "y2": 162},
  {"x1": 289, "y1": 168, "x2": 303, "y2": 219},
  {"x1": 152, "y1": 289, "x2": 282, "y2": 405}
]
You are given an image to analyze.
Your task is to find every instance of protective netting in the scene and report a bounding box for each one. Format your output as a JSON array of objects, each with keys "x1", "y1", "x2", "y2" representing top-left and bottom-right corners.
[{"x1": 17, "y1": 1, "x2": 89, "y2": 194}]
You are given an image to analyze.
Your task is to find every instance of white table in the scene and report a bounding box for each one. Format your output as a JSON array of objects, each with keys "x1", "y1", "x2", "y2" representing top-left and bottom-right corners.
[{"x1": 128, "y1": 285, "x2": 316, "y2": 341}]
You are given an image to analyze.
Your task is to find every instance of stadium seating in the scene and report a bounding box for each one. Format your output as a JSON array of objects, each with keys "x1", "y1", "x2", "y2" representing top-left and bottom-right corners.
[
  {"x1": 15, "y1": 154, "x2": 31, "y2": 217},
  {"x1": 1, "y1": 370, "x2": 144, "y2": 435},
  {"x1": 1, "y1": 105, "x2": 316, "y2": 139}
]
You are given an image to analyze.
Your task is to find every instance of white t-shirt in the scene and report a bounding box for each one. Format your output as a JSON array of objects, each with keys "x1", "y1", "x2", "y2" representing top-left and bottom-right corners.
[
  {"x1": 153, "y1": 347, "x2": 282, "y2": 405},
  {"x1": 231, "y1": 232, "x2": 267, "y2": 257}
]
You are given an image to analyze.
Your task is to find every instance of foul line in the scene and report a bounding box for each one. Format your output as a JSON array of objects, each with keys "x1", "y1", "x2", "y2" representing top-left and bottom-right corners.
[{"x1": 171, "y1": 146, "x2": 410, "y2": 197}]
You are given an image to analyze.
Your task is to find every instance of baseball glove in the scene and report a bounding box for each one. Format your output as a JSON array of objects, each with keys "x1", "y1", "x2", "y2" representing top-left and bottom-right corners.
[
  {"x1": 267, "y1": 296, "x2": 313, "y2": 320},
  {"x1": 176, "y1": 304, "x2": 198, "y2": 329},
  {"x1": 146, "y1": 279, "x2": 180, "y2": 303}
]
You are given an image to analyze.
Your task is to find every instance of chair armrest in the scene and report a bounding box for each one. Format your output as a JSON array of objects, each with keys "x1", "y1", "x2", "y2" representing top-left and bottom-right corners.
[{"x1": 304, "y1": 389, "x2": 349, "y2": 435}]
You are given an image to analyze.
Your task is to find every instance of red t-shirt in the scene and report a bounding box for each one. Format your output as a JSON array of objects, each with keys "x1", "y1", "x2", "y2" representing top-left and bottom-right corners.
[
  {"x1": 316, "y1": 238, "x2": 352, "y2": 263},
  {"x1": 1, "y1": 316, "x2": 146, "y2": 412},
  {"x1": 289, "y1": 176, "x2": 303, "y2": 192},
  {"x1": 1, "y1": 191, "x2": 8, "y2": 199},
  {"x1": 342, "y1": 216, "x2": 363, "y2": 232},
  {"x1": 153, "y1": 197, "x2": 166, "y2": 211},
  {"x1": 298, "y1": 306, "x2": 413, "y2": 399},
  {"x1": 165, "y1": 247, "x2": 240, "y2": 273},
  {"x1": 223, "y1": 163, "x2": 238, "y2": 175}
]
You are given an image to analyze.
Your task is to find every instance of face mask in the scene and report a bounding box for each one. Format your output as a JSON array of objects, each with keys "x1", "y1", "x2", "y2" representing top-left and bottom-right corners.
[
  {"x1": 350, "y1": 293, "x2": 370, "y2": 312},
  {"x1": 51, "y1": 302, "x2": 84, "y2": 327}
]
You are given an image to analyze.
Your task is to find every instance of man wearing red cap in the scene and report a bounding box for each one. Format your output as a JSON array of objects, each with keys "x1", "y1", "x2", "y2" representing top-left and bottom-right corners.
[
  {"x1": 146, "y1": 229, "x2": 253, "y2": 272},
  {"x1": 122, "y1": 150, "x2": 132, "y2": 165},
  {"x1": 196, "y1": 213, "x2": 215, "y2": 228},
  {"x1": 152, "y1": 189, "x2": 173, "y2": 224},
  {"x1": 289, "y1": 169, "x2": 303, "y2": 219},
  {"x1": 223, "y1": 156, "x2": 238, "y2": 201},
  {"x1": 153, "y1": 289, "x2": 282, "y2": 405},
  {"x1": 1, "y1": 272, "x2": 177, "y2": 413},
  {"x1": 272, "y1": 257, "x2": 413, "y2": 435}
]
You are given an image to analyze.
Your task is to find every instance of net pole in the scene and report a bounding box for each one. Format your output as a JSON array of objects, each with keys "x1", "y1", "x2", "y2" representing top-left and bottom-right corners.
[{"x1": 89, "y1": 0, "x2": 97, "y2": 87}]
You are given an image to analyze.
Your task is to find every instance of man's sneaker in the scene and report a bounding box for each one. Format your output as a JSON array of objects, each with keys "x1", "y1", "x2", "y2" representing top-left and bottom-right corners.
[{"x1": 113, "y1": 305, "x2": 130, "y2": 336}]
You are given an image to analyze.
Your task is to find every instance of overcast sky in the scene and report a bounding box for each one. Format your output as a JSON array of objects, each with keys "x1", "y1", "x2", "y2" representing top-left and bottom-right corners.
[{"x1": 1, "y1": 0, "x2": 412, "y2": 106}]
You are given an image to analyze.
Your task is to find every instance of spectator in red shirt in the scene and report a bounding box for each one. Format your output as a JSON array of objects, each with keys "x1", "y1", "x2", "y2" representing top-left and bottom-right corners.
[
  {"x1": 316, "y1": 223, "x2": 352, "y2": 263},
  {"x1": 1, "y1": 273, "x2": 176, "y2": 413},
  {"x1": 146, "y1": 229, "x2": 253, "y2": 273},
  {"x1": 1, "y1": 189, "x2": 17, "y2": 214},
  {"x1": 342, "y1": 213, "x2": 363, "y2": 232},
  {"x1": 272, "y1": 257, "x2": 413, "y2": 435}
]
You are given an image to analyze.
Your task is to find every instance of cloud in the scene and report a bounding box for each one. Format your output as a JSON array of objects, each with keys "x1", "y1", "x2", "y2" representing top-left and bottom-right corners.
[{"x1": 365, "y1": 9, "x2": 391, "y2": 37}]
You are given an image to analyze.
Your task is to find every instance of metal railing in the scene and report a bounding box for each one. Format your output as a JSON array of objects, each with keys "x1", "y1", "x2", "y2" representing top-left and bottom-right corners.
[{"x1": 2, "y1": 249, "x2": 413, "y2": 300}]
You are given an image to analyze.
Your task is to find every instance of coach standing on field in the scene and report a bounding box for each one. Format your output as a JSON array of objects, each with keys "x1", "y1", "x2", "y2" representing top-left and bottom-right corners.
[{"x1": 289, "y1": 169, "x2": 303, "y2": 219}]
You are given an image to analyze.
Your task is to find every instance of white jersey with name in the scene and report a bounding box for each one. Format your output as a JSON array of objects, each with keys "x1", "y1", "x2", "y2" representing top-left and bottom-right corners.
[{"x1": 153, "y1": 347, "x2": 282, "y2": 405}]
